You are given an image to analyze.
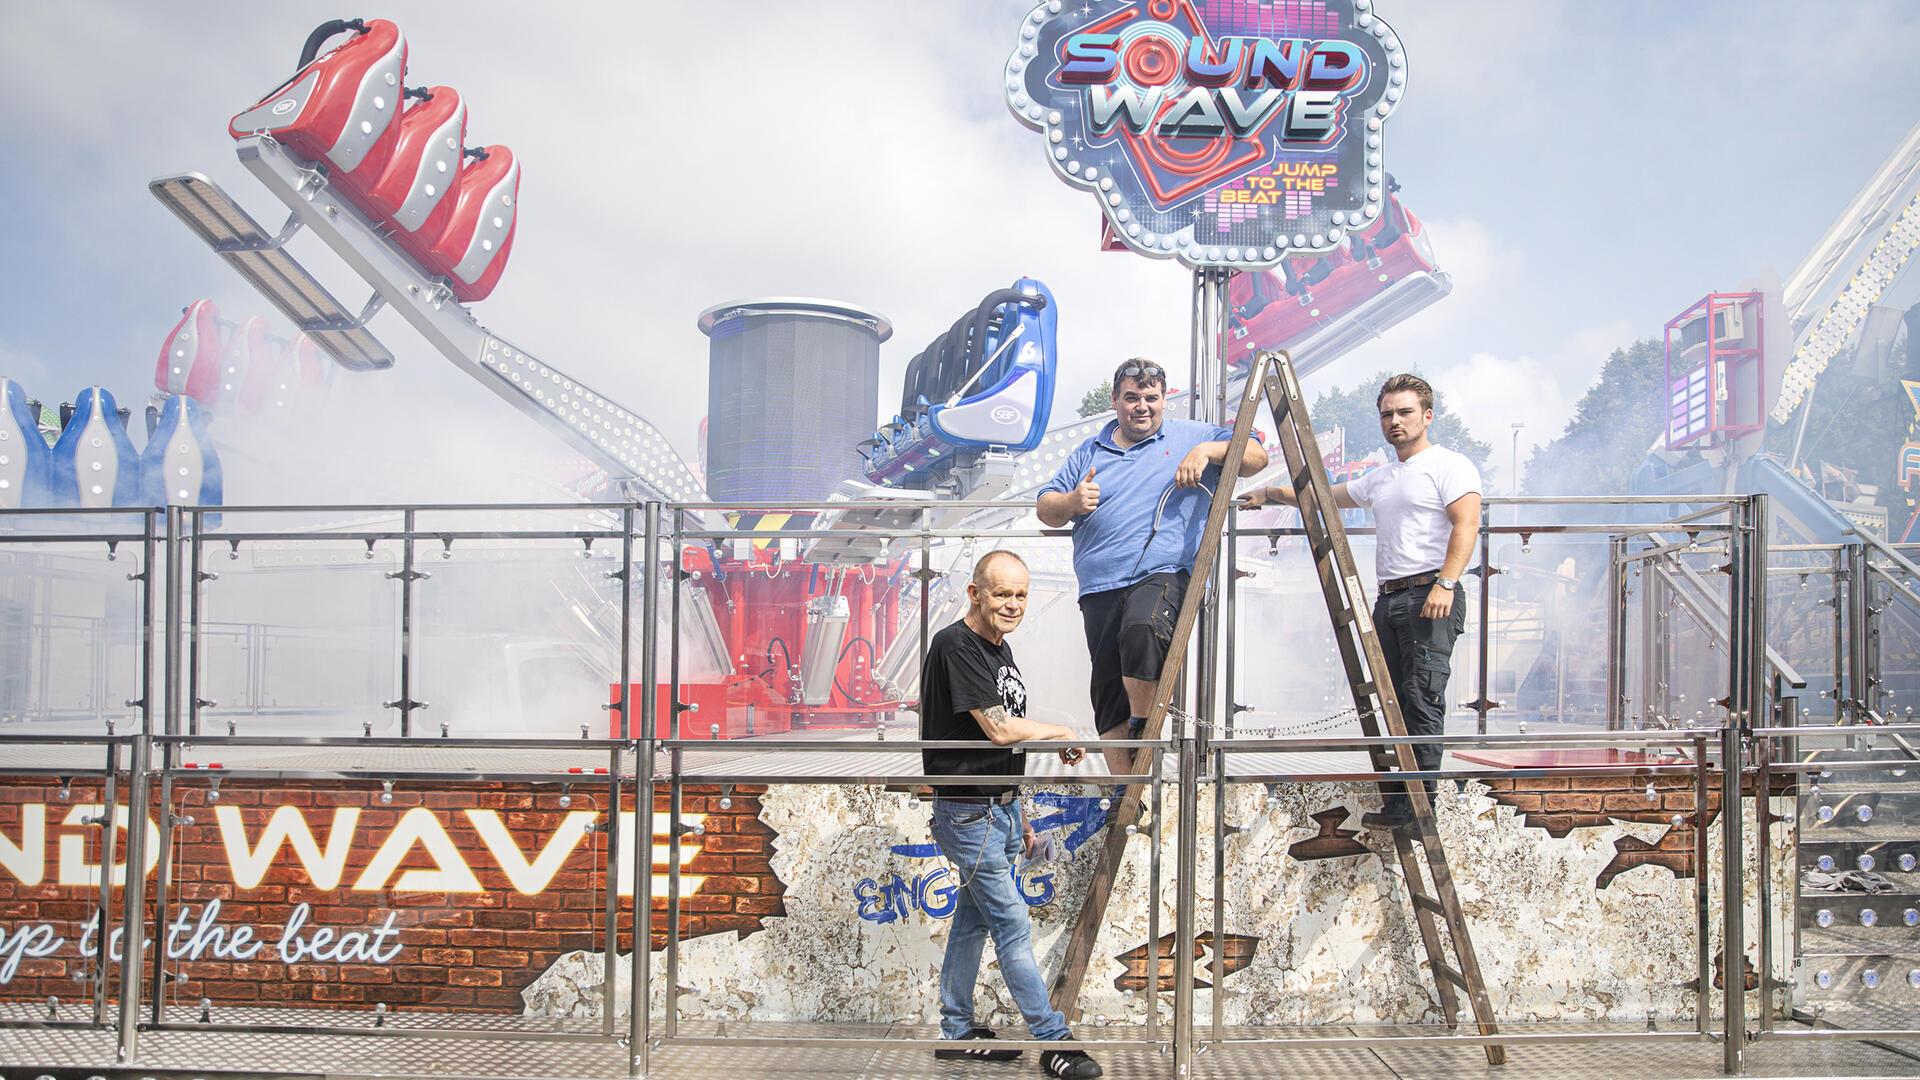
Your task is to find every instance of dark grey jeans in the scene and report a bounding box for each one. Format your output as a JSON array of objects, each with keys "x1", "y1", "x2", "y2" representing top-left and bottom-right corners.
[{"x1": 1373, "y1": 584, "x2": 1466, "y2": 817}]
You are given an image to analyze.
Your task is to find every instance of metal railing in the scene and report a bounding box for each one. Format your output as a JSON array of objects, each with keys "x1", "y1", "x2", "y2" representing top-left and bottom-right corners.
[{"x1": 4, "y1": 492, "x2": 1917, "y2": 1077}]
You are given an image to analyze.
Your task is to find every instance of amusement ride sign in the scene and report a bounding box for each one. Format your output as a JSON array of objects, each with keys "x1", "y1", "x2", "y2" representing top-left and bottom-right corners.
[{"x1": 1006, "y1": 0, "x2": 1404, "y2": 270}]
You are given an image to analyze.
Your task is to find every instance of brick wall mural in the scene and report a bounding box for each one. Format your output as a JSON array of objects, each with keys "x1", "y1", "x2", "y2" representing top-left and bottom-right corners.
[{"x1": 0, "y1": 779, "x2": 783, "y2": 1012}]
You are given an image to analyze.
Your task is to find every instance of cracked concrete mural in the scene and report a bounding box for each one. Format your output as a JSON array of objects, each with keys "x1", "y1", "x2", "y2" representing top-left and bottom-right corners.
[{"x1": 526, "y1": 772, "x2": 1796, "y2": 1030}]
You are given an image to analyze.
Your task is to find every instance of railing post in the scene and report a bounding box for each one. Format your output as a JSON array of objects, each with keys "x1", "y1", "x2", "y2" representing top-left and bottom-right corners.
[
  {"x1": 1642, "y1": 552, "x2": 1666, "y2": 730},
  {"x1": 1754, "y1": 701, "x2": 1776, "y2": 1036},
  {"x1": 1224, "y1": 513, "x2": 1238, "y2": 739},
  {"x1": 1475, "y1": 504, "x2": 1493, "y2": 733},
  {"x1": 1146, "y1": 751, "x2": 1162, "y2": 1045},
  {"x1": 1692, "y1": 731, "x2": 1711, "y2": 1035},
  {"x1": 1831, "y1": 546, "x2": 1846, "y2": 721},
  {"x1": 186, "y1": 509, "x2": 205, "y2": 737},
  {"x1": 1172, "y1": 718, "x2": 1202, "y2": 1076},
  {"x1": 602, "y1": 745, "x2": 623, "y2": 1038},
  {"x1": 1722, "y1": 494, "x2": 1766, "y2": 1074},
  {"x1": 630, "y1": 500, "x2": 661, "y2": 1078},
  {"x1": 918, "y1": 508, "x2": 932, "y2": 683},
  {"x1": 92, "y1": 739, "x2": 119, "y2": 1024},
  {"x1": 1863, "y1": 555, "x2": 1884, "y2": 721},
  {"x1": 668, "y1": 508, "x2": 683, "y2": 742},
  {"x1": 1607, "y1": 536, "x2": 1628, "y2": 729},
  {"x1": 618, "y1": 506, "x2": 635, "y2": 740},
  {"x1": 385, "y1": 508, "x2": 424, "y2": 736},
  {"x1": 1846, "y1": 542, "x2": 1871, "y2": 720},
  {"x1": 116, "y1": 509, "x2": 165, "y2": 1062}
]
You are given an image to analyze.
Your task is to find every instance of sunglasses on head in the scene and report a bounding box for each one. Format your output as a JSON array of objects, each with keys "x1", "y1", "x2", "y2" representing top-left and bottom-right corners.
[{"x1": 1117, "y1": 363, "x2": 1165, "y2": 382}]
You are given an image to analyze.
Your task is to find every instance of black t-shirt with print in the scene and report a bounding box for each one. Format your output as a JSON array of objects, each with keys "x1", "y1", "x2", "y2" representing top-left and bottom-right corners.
[{"x1": 920, "y1": 619, "x2": 1028, "y2": 798}]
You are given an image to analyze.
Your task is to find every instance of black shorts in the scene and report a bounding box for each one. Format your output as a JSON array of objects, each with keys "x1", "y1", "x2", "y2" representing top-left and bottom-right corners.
[{"x1": 1079, "y1": 571, "x2": 1189, "y2": 735}]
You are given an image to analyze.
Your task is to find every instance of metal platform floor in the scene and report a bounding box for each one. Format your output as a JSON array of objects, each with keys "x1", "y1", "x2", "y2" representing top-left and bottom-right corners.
[{"x1": 2, "y1": 1019, "x2": 1917, "y2": 1079}]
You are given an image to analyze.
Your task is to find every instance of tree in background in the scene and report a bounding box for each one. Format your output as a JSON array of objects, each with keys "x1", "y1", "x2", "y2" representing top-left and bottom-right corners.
[
  {"x1": 1077, "y1": 379, "x2": 1112, "y2": 418},
  {"x1": 1309, "y1": 369, "x2": 1492, "y2": 471},
  {"x1": 1523, "y1": 339, "x2": 1668, "y2": 496},
  {"x1": 1762, "y1": 325, "x2": 1915, "y2": 518}
]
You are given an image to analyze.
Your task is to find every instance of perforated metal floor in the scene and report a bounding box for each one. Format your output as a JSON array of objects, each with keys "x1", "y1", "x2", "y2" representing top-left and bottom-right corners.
[{"x1": 2, "y1": 1019, "x2": 1917, "y2": 1078}]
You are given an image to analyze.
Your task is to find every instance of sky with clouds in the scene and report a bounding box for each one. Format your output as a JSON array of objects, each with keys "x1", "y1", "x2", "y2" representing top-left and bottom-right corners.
[{"x1": 2, "y1": 0, "x2": 1918, "y2": 497}]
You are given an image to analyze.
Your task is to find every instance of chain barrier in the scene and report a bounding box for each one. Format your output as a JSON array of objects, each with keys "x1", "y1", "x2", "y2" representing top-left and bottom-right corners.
[{"x1": 1227, "y1": 706, "x2": 1363, "y2": 739}]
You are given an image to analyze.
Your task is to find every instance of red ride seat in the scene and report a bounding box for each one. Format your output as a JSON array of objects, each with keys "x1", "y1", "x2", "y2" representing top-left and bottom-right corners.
[
  {"x1": 360, "y1": 85, "x2": 466, "y2": 240},
  {"x1": 215, "y1": 317, "x2": 275, "y2": 406},
  {"x1": 155, "y1": 300, "x2": 222, "y2": 401},
  {"x1": 424, "y1": 145, "x2": 520, "y2": 302},
  {"x1": 240, "y1": 333, "x2": 330, "y2": 412},
  {"x1": 228, "y1": 19, "x2": 408, "y2": 196}
]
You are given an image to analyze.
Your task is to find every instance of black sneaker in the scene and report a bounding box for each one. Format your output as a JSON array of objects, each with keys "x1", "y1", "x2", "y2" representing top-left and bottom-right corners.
[
  {"x1": 1361, "y1": 809, "x2": 1414, "y2": 832},
  {"x1": 935, "y1": 1026, "x2": 1021, "y2": 1063},
  {"x1": 1039, "y1": 1038, "x2": 1103, "y2": 1078}
]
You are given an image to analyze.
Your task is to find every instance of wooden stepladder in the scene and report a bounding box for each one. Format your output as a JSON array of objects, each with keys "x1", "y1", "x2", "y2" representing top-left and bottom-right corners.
[{"x1": 1049, "y1": 350, "x2": 1503, "y2": 1065}]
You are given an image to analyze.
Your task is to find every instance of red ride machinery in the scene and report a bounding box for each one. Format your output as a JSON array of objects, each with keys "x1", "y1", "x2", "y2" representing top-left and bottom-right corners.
[{"x1": 622, "y1": 535, "x2": 918, "y2": 739}]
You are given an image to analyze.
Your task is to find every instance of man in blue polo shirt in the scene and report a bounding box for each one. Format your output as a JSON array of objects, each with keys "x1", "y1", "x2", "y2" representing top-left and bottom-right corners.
[{"x1": 1037, "y1": 359, "x2": 1268, "y2": 774}]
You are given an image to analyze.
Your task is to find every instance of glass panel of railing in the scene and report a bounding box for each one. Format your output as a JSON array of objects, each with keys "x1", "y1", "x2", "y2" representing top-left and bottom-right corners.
[
  {"x1": 1866, "y1": 553, "x2": 1920, "y2": 721},
  {"x1": 403, "y1": 507, "x2": 630, "y2": 741},
  {"x1": 1202, "y1": 747, "x2": 1727, "y2": 1057},
  {"x1": 1226, "y1": 524, "x2": 1380, "y2": 738},
  {"x1": 659, "y1": 507, "x2": 1086, "y2": 756},
  {"x1": 0, "y1": 757, "x2": 130, "y2": 1025},
  {"x1": 1479, "y1": 531, "x2": 1628, "y2": 733},
  {"x1": 1768, "y1": 548, "x2": 1845, "y2": 724},
  {"x1": 189, "y1": 508, "x2": 408, "y2": 738},
  {"x1": 1617, "y1": 521, "x2": 1740, "y2": 734},
  {"x1": 0, "y1": 512, "x2": 153, "y2": 735},
  {"x1": 663, "y1": 507, "x2": 927, "y2": 743},
  {"x1": 147, "y1": 759, "x2": 620, "y2": 1031}
]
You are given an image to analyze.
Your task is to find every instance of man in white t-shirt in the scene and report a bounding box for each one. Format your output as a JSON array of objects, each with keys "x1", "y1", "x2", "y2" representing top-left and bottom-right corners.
[{"x1": 1238, "y1": 373, "x2": 1483, "y2": 830}]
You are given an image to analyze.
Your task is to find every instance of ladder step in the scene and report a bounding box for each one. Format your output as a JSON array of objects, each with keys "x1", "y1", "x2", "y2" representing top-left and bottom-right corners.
[
  {"x1": 1432, "y1": 962, "x2": 1469, "y2": 989},
  {"x1": 1409, "y1": 892, "x2": 1446, "y2": 917}
]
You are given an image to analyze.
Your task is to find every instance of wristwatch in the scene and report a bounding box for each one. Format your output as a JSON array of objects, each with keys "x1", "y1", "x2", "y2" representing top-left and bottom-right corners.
[{"x1": 1434, "y1": 576, "x2": 1458, "y2": 591}]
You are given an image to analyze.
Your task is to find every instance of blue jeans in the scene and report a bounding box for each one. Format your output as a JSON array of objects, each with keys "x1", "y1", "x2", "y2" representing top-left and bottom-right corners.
[{"x1": 929, "y1": 799, "x2": 1070, "y2": 1042}]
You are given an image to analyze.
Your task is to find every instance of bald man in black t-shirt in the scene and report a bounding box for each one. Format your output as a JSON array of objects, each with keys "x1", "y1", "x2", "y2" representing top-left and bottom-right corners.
[{"x1": 920, "y1": 550, "x2": 1103, "y2": 1078}]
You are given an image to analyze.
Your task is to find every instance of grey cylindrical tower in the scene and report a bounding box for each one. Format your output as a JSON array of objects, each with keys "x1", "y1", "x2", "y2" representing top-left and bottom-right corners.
[{"x1": 698, "y1": 298, "x2": 893, "y2": 503}]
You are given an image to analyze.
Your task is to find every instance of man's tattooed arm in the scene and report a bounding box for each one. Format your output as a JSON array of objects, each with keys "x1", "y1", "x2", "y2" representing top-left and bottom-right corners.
[{"x1": 969, "y1": 705, "x2": 1076, "y2": 746}]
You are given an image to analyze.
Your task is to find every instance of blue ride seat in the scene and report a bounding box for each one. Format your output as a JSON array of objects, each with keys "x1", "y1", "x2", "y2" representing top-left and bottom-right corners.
[
  {"x1": 140, "y1": 394, "x2": 224, "y2": 509},
  {"x1": 50, "y1": 387, "x2": 140, "y2": 508},
  {"x1": 864, "y1": 279, "x2": 1058, "y2": 488},
  {"x1": 0, "y1": 378, "x2": 52, "y2": 509}
]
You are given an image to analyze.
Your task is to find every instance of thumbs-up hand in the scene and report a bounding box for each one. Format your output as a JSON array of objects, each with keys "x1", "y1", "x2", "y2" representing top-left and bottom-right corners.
[{"x1": 1071, "y1": 466, "x2": 1100, "y2": 516}]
